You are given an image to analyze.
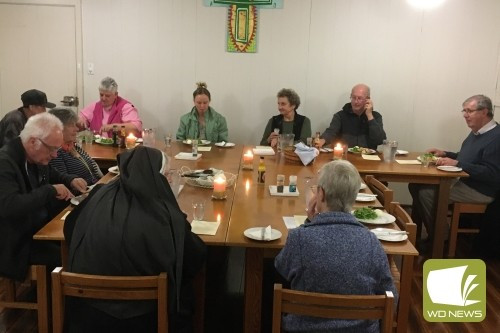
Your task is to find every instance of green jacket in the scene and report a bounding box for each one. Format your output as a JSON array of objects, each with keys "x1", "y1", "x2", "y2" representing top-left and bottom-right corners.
[{"x1": 176, "y1": 107, "x2": 228, "y2": 142}]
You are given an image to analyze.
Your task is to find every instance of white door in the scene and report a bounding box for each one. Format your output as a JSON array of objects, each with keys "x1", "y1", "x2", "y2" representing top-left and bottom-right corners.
[{"x1": 0, "y1": 0, "x2": 83, "y2": 114}]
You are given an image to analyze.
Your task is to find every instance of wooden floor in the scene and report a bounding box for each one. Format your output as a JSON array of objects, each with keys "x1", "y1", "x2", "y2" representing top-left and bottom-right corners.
[{"x1": 1, "y1": 236, "x2": 498, "y2": 333}]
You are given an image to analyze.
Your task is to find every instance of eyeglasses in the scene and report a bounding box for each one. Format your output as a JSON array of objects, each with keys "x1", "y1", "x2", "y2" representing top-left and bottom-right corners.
[
  {"x1": 350, "y1": 96, "x2": 367, "y2": 102},
  {"x1": 461, "y1": 107, "x2": 484, "y2": 115},
  {"x1": 37, "y1": 138, "x2": 60, "y2": 152}
]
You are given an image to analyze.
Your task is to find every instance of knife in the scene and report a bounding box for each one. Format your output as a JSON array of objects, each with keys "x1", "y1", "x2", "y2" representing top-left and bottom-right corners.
[{"x1": 372, "y1": 231, "x2": 408, "y2": 236}]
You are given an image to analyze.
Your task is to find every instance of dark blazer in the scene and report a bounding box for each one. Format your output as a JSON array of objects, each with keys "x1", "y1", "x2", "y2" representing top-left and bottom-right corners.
[{"x1": 0, "y1": 137, "x2": 75, "y2": 280}]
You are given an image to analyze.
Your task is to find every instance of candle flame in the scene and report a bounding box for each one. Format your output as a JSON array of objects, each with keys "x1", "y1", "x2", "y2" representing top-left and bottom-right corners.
[
  {"x1": 335, "y1": 143, "x2": 342, "y2": 149},
  {"x1": 127, "y1": 133, "x2": 137, "y2": 139},
  {"x1": 244, "y1": 150, "x2": 253, "y2": 157}
]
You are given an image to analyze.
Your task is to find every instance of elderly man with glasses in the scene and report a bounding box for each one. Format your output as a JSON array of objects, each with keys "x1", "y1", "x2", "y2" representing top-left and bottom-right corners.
[
  {"x1": 315, "y1": 83, "x2": 387, "y2": 149},
  {"x1": 409, "y1": 94, "x2": 500, "y2": 241},
  {"x1": 0, "y1": 112, "x2": 87, "y2": 281}
]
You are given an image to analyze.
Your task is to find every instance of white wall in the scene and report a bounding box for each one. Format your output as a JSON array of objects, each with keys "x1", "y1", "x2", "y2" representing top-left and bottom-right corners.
[{"x1": 80, "y1": 0, "x2": 500, "y2": 152}]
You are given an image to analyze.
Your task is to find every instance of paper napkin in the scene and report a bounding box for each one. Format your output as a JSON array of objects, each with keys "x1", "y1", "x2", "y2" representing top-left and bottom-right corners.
[
  {"x1": 362, "y1": 154, "x2": 381, "y2": 160},
  {"x1": 198, "y1": 146, "x2": 212, "y2": 152},
  {"x1": 191, "y1": 220, "x2": 220, "y2": 235},
  {"x1": 396, "y1": 159, "x2": 421, "y2": 165},
  {"x1": 175, "y1": 152, "x2": 202, "y2": 160},
  {"x1": 252, "y1": 146, "x2": 275, "y2": 156}
]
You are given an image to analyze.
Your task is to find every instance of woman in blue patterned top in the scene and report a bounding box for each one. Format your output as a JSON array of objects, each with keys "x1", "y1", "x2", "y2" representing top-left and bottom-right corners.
[{"x1": 49, "y1": 108, "x2": 102, "y2": 186}]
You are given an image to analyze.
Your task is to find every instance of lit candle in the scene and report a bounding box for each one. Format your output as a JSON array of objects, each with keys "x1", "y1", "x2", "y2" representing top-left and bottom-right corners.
[
  {"x1": 126, "y1": 133, "x2": 137, "y2": 149},
  {"x1": 243, "y1": 150, "x2": 254, "y2": 170},
  {"x1": 333, "y1": 143, "x2": 343, "y2": 160},
  {"x1": 212, "y1": 175, "x2": 227, "y2": 200}
]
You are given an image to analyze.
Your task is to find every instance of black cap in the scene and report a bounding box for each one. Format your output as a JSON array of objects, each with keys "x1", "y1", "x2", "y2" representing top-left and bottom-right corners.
[{"x1": 21, "y1": 89, "x2": 56, "y2": 108}]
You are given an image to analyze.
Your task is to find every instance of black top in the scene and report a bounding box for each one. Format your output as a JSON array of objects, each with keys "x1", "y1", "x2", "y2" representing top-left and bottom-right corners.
[{"x1": 0, "y1": 108, "x2": 28, "y2": 148}]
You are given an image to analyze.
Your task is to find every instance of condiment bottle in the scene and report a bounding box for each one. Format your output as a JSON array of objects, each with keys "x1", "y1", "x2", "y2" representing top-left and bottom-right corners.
[
  {"x1": 192, "y1": 139, "x2": 198, "y2": 157},
  {"x1": 119, "y1": 126, "x2": 126, "y2": 148},
  {"x1": 257, "y1": 157, "x2": 266, "y2": 184},
  {"x1": 112, "y1": 125, "x2": 118, "y2": 147}
]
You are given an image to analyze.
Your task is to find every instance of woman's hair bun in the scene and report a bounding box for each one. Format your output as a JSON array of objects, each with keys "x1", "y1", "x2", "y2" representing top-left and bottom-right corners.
[{"x1": 196, "y1": 82, "x2": 207, "y2": 89}]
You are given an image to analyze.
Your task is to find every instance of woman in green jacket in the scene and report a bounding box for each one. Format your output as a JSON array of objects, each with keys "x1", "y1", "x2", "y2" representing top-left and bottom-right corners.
[{"x1": 176, "y1": 82, "x2": 228, "y2": 143}]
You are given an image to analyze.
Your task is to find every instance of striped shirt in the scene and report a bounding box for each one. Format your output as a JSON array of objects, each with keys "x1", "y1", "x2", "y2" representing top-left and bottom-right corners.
[{"x1": 50, "y1": 144, "x2": 103, "y2": 186}]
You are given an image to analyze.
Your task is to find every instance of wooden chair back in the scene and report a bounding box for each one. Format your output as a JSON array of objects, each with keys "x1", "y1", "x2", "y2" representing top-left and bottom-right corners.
[
  {"x1": 0, "y1": 265, "x2": 49, "y2": 333},
  {"x1": 272, "y1": 284, "x2": 393, "y2": 333},
  {"x1": 365, "y1": 175, "x2": 393, "y2": 211},
  {"x1": 51, "y1": 267, "x2": 168, "y2": 333},
  {"x1": 389, "y1": 202, "x2": 417, "y2": 246}
]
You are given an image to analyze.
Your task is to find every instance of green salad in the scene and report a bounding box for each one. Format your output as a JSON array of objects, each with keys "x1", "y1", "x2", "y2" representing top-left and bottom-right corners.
[
  {"x1": 99, "y1": 138, "x2": 113, "y2": 144},
  {"x1": 351, "y1": 146, "x2": 362, "y2": 153},
  {"x1": 353, "y1": 207, "x2": 378, "y2": 220}
]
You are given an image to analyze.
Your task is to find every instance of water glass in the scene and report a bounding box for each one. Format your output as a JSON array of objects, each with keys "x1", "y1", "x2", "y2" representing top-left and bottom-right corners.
[
  {"x1": 279, "y1": 133, "x2": 295, "y2": 152},
  {"x1": 83, "y1": 129, "x2": 93, "y2": 145},
  {"x1": 167, "y1": 169, "x2": 181, "y2": 198},
  {"x1": 164, "y1": 133, "x2": 172, "y2": 147},
  {"x1": 306, "y1": 137, "x2": 313, "y2": 147},
  {"x1": 192, "y1": 201, "x2": 205, "y2": 221},
  {"x1": 383, "y1": 140, "x2": 398, "y2": 163},
  {"x1": 142, "y1": 128, "x2": 156, "y2": 147}
]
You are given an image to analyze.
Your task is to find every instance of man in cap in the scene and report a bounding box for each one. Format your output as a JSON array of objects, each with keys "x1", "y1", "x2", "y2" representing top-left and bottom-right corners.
[{"x1": 0, "y1": 89, "x2": 56, "y2": 147}]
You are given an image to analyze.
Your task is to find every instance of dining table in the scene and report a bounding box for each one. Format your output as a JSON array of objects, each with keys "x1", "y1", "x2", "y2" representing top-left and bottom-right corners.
[{"x1": 34, "y1": 141, "x2": 443, "y2": 333}]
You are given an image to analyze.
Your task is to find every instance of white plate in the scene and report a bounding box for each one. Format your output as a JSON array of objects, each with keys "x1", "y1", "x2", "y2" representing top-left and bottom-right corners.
[
  {"x1": 348, "y1": 148, "x2": 377, "y2": 155},
  {"x1": 269, "y1": 185, "x2": 300, "y2": 197},
  {"x1": 215, "y1": 142, "x2": 235, "y2": 147},
  {"x1": 396, "y1": 150, "x2": 409, "y2": 155},
  {"x1": 108, "y1": 166, "x2": 119, "y2": 174},
  {"x1": 182, "y1": 140, "x2": 211, "y2": 146},
  {"x1": 359, "y1": 183, "x2": 367, "y2": 190},
  {"x1": 437, "y1": 166, "x2": 463, "y2": 172},
  {"x1": 352, "y1": 209, "x2": 396, "y2": 225},
  {"x1": 356, "y1": 194, "x2": 377, "y2": 202},
  {"x1": 244, "y1": 227, "x2": 282, "y2": 241},
  {"x1": 371, "y1": 228, "x2": 408, "y2": 242},
  {"x1": 95, "y1": 138, "x2": 114, "y2": 145}
]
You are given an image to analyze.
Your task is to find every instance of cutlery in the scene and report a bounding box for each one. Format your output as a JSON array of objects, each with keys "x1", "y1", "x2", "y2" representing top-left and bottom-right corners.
[
  {"x1": 357, "y1": 193, "x2": 377, "y2": 197},
  {"x1": 261, "y1": 227, "x2": 266, "y2": 240},
  {"x1": 372, "y1": 230, "x2": 408, "y2": 236},
  {"x1": 221, "y1": 141, "x2": 226, "y2": 147}
]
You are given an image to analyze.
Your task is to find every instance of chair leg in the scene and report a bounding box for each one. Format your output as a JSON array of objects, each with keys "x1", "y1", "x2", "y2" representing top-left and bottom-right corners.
[
  {"x1": 35, "y1": 265, "x2": 49, "y2": 333},
  {"x1": 448, "y1": 205, "x2": 461, "y2": 258}
]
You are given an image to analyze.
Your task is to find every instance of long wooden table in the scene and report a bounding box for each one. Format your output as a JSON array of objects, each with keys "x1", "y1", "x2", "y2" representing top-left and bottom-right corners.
[
  {"x1": 38, "y1": 142, "x2": 462, "y2": 333},
  {"x1": 226, "y1": 149, "x2": 418, "y2": 333}
]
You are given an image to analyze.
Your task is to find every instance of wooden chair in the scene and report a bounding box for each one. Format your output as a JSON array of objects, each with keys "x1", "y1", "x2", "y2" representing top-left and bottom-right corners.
[
  {"x1": 447, "y1": 202, "x2": 487, "y2": 257},
  {"x1": 51, "y1": 267, "x2": 168, "y2": 333},
  {"x1": 389, "y1": 202, "x2": 417, "y2": 247},
  {"x1": 272, "y1": 284, "x2": 394, "y2": 333},
  {"x1": 0, "y1": 265, "x2": 49, "y2": 333},
  {"x1": 365, "y1": 175, "x2": 393, "y2": 210}
]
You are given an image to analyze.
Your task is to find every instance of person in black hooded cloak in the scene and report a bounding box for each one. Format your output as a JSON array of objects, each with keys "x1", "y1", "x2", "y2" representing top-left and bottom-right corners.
[{"x1": 63, "y1": 146, "x2": 206, "y2": 333}]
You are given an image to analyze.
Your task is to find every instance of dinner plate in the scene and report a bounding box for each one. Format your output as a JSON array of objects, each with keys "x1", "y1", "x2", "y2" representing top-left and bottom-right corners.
[
  {"x1": 396, "y1": 150, "x2": 409, "y2": 155},
  {"x1": 108, "y1": 166, "x2": 119, "y2": 174},
  {"x1": 215, "y1": 142, "x2": 235, "y2": 147},
  {"x1": 437, "y1": 166, "x2": 463, "y2": 172},
  {"x1": 370, "y1": 228, "x2": 408, "y2": 242},
  {"x1": 355, "y1": 194, "x2": 377, "y2": 202},
  {"x1": 359, "y1": 183, "x2": 367, "y2": 190},
  {"x1": 244, "y1": 227, "x2": 282, "y2": 241},
  {"x1": 351, "y1": 209, "x2": 396, "y2": 225},
  {"x1": 182, "y1": 140, "x2": 211, "y2": 146},
  {"x1": 348, "y1": 148, "x2": 377, "y2": 155},
  {"x1": 95, "y1": 138, "x2": 114, "y2": 145}
]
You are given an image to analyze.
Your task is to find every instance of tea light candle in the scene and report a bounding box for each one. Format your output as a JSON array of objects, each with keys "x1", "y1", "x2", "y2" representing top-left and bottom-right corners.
[
  {"x1": 243, "y1": 150, "x2": 254, "y2": 170},
  {"x1": 126, "y1": 133, "x2": 137, "y2": 149},
  {"x1": 333, "y1": 143, "x2": 343, "y2": 160},
  {"x1": 212, "y1": 175, "x2": 227, "y2": 200}
]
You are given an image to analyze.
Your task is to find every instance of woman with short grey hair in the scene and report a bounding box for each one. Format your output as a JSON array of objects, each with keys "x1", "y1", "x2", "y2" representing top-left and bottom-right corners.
[
  {"x1": 275, "y1": 160, "x2": 397, "y2": 333},
  {"x1": 49, "y1": 108, "x2": 102, "y2": 187}
]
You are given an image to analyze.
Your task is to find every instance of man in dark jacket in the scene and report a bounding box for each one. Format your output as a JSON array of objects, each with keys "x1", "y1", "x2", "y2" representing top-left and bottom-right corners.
[
  {"x1": 0, "y1": 112, "x2": 86, "y2": 281},
  {"x1": 315, "y1": 83, "x2": 387, "y2": 149},
  {"x1": 0, "y1": 89, "x2": 55, "y2": 148}
]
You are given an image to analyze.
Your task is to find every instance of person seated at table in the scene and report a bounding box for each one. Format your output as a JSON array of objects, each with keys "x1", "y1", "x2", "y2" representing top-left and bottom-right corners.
[
  {"x1": 275, "y1": 160, "x2": 397, "y2": 333},
  {"x1": 0, "y1": 89, "x2": 56, "y2": 148},
  {"x1": 64, "y1": 146, "x2": 206, "y2": 333},
  {"x1": 315, "y1": 83, "x2": 386, "y2": 149},
  {"x1": 260, "y1": 88, "x2": 311, "y2": 147},
  {"x1": 409, "y1": 94, "x2": 500, "y2": 240},
  {"x1": 0, "y1": 113, "x2": 87, "y2": 281},
  {"x1": 78, "y1": 76, "x2": 143, "y2": 137},
  {"x1": 176, "y1": 82, "x2": 228, "y2": 143},
  {"x1": 49, "y1": 108, "x2": 103, "y2": 187}
]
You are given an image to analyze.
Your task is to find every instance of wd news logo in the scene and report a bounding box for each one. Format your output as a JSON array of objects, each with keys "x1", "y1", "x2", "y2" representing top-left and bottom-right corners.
[{"x1": 423, "y1": 259, "x2": 486, "y2": 322}]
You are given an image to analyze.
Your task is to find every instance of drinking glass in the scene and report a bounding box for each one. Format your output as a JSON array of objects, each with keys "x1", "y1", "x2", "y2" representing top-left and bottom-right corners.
[
  {"x1": 142, "y1": 128, "x2": 156, "y2": 147},
  {"x1": 192, "y1": 201, "x2": 205, "y2": 221},
  {"x1": 383, "y1": 140, "x2": 398, "y2": 163},
  {"x1": 164, "y1": 133, "x2": 172, "y2": 147},
  {"x1": 84, "y1": 129, "x2": 93, "y2": 145},
  {"x1": 306, "y1": 137, "x2": 313, "y2": 147}
]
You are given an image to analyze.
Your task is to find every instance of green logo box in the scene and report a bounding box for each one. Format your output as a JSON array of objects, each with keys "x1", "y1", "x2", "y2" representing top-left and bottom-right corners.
[{"x1": 423, "y1": 259, "x2": 486, "y2": 322}]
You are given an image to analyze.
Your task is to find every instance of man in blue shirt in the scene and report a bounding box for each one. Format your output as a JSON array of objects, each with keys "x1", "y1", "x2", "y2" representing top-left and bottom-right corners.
[{"x1": 409, "y1": 94, "x2": 500, "y2": 240}]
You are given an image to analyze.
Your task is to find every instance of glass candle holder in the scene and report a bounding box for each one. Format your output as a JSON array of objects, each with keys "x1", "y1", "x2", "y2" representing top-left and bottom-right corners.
[
  {"x1": 212, "y1": 175, "x2": 227, "y2": 200},
  {"x1": 243, "y1": 150, "x2": 254, "y2": 170}
]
